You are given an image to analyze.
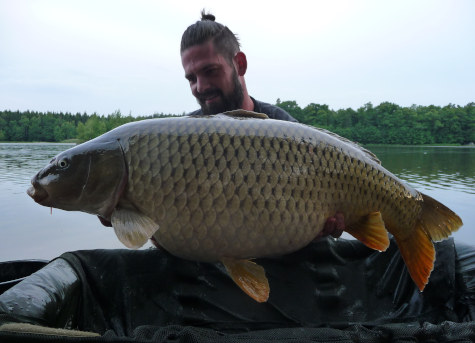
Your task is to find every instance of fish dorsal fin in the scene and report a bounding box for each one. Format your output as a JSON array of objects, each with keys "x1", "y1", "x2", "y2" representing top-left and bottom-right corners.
[
  {"x1": 222, "y1": 110, "x2": 269, "y2": 119},
  {"x1": 111, "y1": 208, "x2": 159, "y2": 249},
  {"x1": 221, "y1": 258, "x2": 270, "y2": 302},
  {"x1": 344, "y1": 211, "x2": 390, "y2": 252}
]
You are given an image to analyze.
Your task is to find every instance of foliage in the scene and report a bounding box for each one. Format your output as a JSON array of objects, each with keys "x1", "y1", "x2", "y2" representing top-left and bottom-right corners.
[
  {"x1": 276, "y1": 101, "x2": 475, "y2": 145},
  {"x1": 0, "y1": 110, "x2": 180, "y2": 143},
  {"x1": 1, "y1": 102, "x2": 474, "y2": 144}
]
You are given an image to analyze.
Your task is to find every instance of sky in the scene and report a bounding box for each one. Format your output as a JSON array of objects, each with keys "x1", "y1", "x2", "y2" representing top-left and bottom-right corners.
[{"x1": 1, "y1": 0, "x2": 474, "y2": 117}]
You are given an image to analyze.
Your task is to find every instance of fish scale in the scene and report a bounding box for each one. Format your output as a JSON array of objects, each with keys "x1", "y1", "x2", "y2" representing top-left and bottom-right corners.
[{"x1": 28, "y1": 110, "x2": 462, "y2": 302}]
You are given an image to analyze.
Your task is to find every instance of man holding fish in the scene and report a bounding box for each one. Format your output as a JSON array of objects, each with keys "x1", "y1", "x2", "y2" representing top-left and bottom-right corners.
[{"x1": 174, "y1": 12, "x2": 462, "y2": 300}]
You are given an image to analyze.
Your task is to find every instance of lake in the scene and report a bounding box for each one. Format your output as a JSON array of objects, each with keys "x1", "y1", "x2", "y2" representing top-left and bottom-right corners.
[{"x1": 0, "y1": 142, "x2": 474, "y2": 262}]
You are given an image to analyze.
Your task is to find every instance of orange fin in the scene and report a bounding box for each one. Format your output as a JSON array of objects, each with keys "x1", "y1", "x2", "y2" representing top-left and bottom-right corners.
[
  {"x1": 345, "y1": 211, "x2": 390, "y2": 252},
  {"x1": 393, "y1": 193, "x2": 463, "y2": 291},
  {"x1": 221, "y1": 258, "x2": 269, "y2": 302},
  {"x1": 394, "y1": 226, "x2": 435, "y2": 291},
  {"x1": 419, "y1": 193, "x2": 463, "y2": 241}
]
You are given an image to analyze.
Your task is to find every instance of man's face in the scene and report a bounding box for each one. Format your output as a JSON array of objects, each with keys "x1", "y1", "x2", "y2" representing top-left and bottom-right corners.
[{"x1": 181, "y1": 41, "x2": 243, "y2": 114}]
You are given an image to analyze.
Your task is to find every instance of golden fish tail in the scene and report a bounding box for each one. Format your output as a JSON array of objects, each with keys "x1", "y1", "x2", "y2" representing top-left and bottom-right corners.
[
  {"x1": 418, "y1": 193, "x2": 463, "y2": 242},
  {"x1": 393, "y1": 193, "x2": 463, "y2": 291}
]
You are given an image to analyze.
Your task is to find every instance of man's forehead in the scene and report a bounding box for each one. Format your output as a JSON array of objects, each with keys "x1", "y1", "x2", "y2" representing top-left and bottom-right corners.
[{"x1": 181, "y1": 41, "x2": 228, "y2": 71}]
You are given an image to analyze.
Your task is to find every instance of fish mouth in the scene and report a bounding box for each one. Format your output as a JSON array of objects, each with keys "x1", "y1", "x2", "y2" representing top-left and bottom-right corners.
[{"x1": 27, "y1": 184, "x2": 49, "y2": 205}]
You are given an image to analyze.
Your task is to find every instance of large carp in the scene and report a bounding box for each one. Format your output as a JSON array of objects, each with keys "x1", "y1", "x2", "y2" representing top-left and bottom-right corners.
[{"x1": 27, "y1": 110, "x2": 462, "y2": 302}]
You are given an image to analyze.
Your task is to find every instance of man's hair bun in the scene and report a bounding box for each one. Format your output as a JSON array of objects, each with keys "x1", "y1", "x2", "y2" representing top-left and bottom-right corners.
[{"x1": 201, "y1": 10, "x2": 215, "y2": 21}]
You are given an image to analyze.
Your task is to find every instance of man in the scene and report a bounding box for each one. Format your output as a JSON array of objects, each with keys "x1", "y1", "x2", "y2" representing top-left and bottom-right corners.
[{"x1": 180, "y1": 11, "x2": 297, "y2": 122}]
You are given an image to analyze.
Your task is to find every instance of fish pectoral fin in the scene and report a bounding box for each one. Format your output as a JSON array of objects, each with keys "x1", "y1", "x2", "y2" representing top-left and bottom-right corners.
[
  {"x1": 221, "y1": 258, "x2": 270, "y2": 303},
  {"x1": 111, "y1": 208, "x2": 159, "y2": 249},
  {"x1": 222, "y1": 110, "x2": 269, "y2": 119},
  {"x1": 345, "y1": 211, "x2": 390, "y2": 252},
  {"x1": 394, "y1": 226, "x2": 435, "y2": 292}
]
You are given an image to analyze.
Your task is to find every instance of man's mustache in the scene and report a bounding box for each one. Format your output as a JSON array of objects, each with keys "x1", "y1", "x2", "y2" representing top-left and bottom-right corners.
[{"x1": 196, "y1": 89, "x2": 223, "y2": 102}]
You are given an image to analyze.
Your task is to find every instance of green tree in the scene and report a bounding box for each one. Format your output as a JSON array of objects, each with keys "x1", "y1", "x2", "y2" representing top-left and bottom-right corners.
[
  {"x1": 7, "y1": 121, "x2": 23, "y2": 141},
  {"x1": 276, "y1": 100, "x2": 304, "y2": 122},
  {"x1": 28, "y1": 116, "x2": 43, "y2": 141},
  {"x1": 41, "y1": 113, "x2": 59, "y2": 141},
  {"x1": 19, "y1": 116, "x2": 30, "y2": 141},
  {"x1": 0, "y1": 117, "x2": 7, "y2": 141},
  {"x1": 302, "y1": 103, "x2": 331, "y2": 128},
  {"x1": 465, "y1": 103, "x2": 475, "y2": 143},
  {"x1": 77, "y1": 115, "x2": 107, "y2": 141},
  {"x1": 53, "y1": 125, "x2": 66, "y2": 142}
]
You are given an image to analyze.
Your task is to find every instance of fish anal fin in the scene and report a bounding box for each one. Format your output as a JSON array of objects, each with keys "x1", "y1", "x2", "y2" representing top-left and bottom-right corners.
[
  {"x1": 222, "y1": 110, "x2": 269, "y2": 119},
  {"x1": 221, "y1": 258, "x2": 270, "y2": 303},
  {"x1": 394, "y1": 227, "x2": 435, "y2": 291},
  {"x1": 345, "y1": 211, "x2": 390, "y2": 252},
  {"x1": 111, "y1": 208, "x2": 159, "y2": 249}
]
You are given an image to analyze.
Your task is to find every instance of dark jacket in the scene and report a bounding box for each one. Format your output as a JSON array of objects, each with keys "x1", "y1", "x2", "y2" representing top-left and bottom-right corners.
[{"x1": 188, "y1": 97, "x2": 298, "y2": 122}]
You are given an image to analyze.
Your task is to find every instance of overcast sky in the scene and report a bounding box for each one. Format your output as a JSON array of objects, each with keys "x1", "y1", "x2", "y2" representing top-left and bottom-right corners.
[{"x1": 1, "y1": 0, "x2": 474, "y2": 116}]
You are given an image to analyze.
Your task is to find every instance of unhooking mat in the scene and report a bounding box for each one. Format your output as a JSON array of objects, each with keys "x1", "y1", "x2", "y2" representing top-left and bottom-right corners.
[{"x1": 1, "y1": 237, "x2": 475, "y2": 342}]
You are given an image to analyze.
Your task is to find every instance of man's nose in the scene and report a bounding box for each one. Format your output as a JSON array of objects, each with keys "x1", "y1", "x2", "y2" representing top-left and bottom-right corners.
[{"x1": 196, "y1": 76, "x2": 210, "y2": 94}]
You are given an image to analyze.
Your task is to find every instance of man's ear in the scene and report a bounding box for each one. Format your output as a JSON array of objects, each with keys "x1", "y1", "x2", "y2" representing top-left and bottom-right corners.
[{"x1": 234, "y1": 52, "x2": 247, "y2": 76}]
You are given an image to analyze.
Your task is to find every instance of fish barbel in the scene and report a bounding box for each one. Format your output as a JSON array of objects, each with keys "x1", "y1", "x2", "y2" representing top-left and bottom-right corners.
[{"x1": 27, "y1": 110, "x2": 463, "y2": 302}]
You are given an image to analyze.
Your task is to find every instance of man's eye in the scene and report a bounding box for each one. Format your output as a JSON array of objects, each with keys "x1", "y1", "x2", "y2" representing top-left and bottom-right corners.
[{"x1": 205, "y1": 68, "x2": 218, "y2": 76}]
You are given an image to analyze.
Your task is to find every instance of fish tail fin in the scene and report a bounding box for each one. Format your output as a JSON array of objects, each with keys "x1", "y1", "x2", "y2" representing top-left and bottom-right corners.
[
  {"x1": 345, "y1": 211, "x2": 390, "y2": 252},
  {"x1": 394, "y1": 193, "x2": 463, "y2": 291},
  {"x1": 394, "y1": 226, "x2": 435, "y2": 291},
  {"x1": 419, "y1": 193, "x2": 463, "y2": 241},
  {"x1": 221, "y1": 258, "x2": 270, "y2": 303}
]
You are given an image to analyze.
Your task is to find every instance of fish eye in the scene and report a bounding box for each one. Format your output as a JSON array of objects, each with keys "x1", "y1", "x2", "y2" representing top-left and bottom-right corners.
[{"x1": 57, "y1": 157, "x2": 69, "y2": 169}]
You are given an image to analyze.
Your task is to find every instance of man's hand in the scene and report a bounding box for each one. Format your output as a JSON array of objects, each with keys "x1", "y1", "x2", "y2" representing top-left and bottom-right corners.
[
  {"x1": 150, "y1": 236, "x2": 162, "y2": 249},
  {"x1": 314, "y1": 212, "x2": 345, "y2": 241}
]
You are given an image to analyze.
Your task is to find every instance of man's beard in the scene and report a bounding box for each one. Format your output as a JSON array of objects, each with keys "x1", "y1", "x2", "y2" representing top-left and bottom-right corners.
[{"x1": 197, "y1": 70, "x2": 244, "y2": 115}]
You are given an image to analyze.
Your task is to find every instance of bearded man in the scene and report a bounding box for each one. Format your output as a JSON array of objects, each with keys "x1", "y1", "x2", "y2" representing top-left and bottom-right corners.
[{"x1": 181, "y1": 11, "x2": 297, "y2": 121}]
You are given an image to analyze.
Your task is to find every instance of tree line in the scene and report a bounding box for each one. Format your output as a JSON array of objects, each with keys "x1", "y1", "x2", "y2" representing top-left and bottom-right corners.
[
  {"x1": 276, "y1": 100, "x2": 474, "y2": 145},
  {"x1": 1, "y1": 101, "x2": 474, "y2": 144},
  {"x1": 0, "y1": 110, "x2": 179, "y2": 143}
]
